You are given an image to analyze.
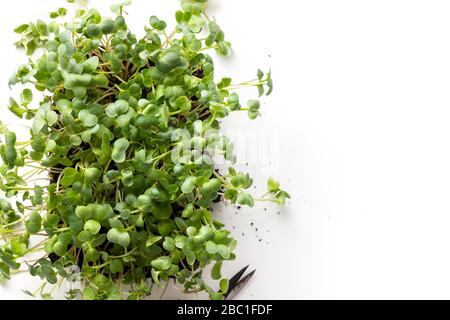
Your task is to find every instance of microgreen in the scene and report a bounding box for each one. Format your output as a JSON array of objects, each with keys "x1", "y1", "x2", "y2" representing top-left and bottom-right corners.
[{"x1": 0, "y1": 0, "x2": 289, "y2": 300}]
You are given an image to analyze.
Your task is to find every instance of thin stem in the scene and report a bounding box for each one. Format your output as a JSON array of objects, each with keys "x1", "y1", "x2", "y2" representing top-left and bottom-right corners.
[
  {"x1": 159, "y1": 280, "x2": 170, "y2": 300},
  {"x1": 109, "y1": 247, "x2": 137, "y2": 259},
  {"x1": 55, "y1": 170, "x2": 64, "y2": 193},
  {"x1": 199, "y1": 45, "x2": 218, "y2": 52},
  {"x1": 212, "y1": 171, "x2": 234, "y2": 190},
  {"x1": 162, "y1": 29, "x2": 176, "y2": 48},
  {"x1": 25, "y1": 238, "x2": 48, "y2": 255},
  {"x1": 93, "y1": 90, "x2": 117, "y2": 104},
  {"x1": 152, "y1": 150, "x2": 172, "y2": 167}
]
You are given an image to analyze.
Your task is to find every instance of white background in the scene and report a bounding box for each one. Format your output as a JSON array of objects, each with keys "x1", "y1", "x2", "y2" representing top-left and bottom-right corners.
[{"x1": 2, "y1": 0, "x2": 450, "y2": 300}]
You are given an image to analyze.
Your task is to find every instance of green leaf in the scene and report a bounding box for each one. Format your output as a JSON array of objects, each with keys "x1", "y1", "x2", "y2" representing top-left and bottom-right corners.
[
  {"x1": 83, "y1": 287, "x2": 97, "y2": 300},
  {"x1": 53, "y1": 241, "x2": 67, "y2": 257},
  {"x1": 85, "y1": 168, "x2": 101, "y2": 182},
  {"x1": 86, "y1": 24, "x2": 101, "y2": 38},
  {"x1": 26, "y1": 211, "x2": 42, "y2": 234},
  {"x1": 186, "y1": 226, "x2": 197, "y2": 237},
  {"x1": 237, "y1": 192, "x2": 254, "y2": 207},
  {"x1": 59, "y1": 30, "x2": 72, "y2": 44},
  {"x1": 181, "y1": 176, "x2": 196, "y2": 194},
  {"x1": 20, "y1": 89, "x2": 33, "y2": 106},
  {"x1": 182, "y1": 203, "x2": 194, "y2": 218},
  {"x1": 146, "y1": 235, "x2": 162, "y2": 247},
  {"x1": 228, "y1": 93, "x2": 240, "y2": 111},
  {"x1": 41, "y1": 264, "x2": 57, "y2": 284},
  {"x1": 5, "y1": 131, "x2": 16, "y2": 146},
  {"x1": 107, "y1": 228, "x2": 130, "y2": 247},
  {"x1": 14, "y1": 24, "x2": 29, "y2": 33},
  {"x1": 78, "y1": 110, "x2": 98, "y2": 127},
  {"x1": 0, "y1": 121, "x2": 6, "y2": 134},
  {"x1": 220, "y1": 278, "x2": 229, "y2": 293},
  {"x1": 11, "y1": 240, "x2": 27, "y2": 257},
  {"x1": 1, "y1": 253, "x2": 20, "y2": 270},
  {"x1": 121, "y1": 168, "x2": 134, "y2": 187},
  {"x1": 152, "y1": 203, "x2": 173, "y2": 220},
  {"x1": 175, "y1": 96, "x2": 192, "y2": 113},
  {"x1": 110, "y1": 260, "x2": 124, "y2": 274},
  {"x1": 162, "y1": 237, "x2": 175, "y2": 251},
  {"x1": 149, "y1": 16, "x2": 167, "y2": 31},
  {"x1": 8, "y1": 98, "x2": 25, "y2": 118},
  {"x1": 174, "y1": 236, "x2": 187, "y2": 250},
  {"x1": 106, "y1": 100, "x2": 129, "y2": 118},
  {"x1": 217, "y1": 77, "x2": 231, "y2": 89},
  {"x1": 70, "y1": 135, "x2": 82, "y2": 146},
  {"x1": 60, "y1": 167, "x2": 77, "y2": 187},
  {"x1": 257, "y1": 69, "x2": 264, "y2": 80},
  {"x1": 266, "y1": 70, "x2": 273, "y2": 95},
  {"x1": 111, "y1": 138, "x2": 129, "y2": 163},
  {"x1": 82, "y1": 56, "x2": 99, "y2": 73},
  {"x1": 101, "y1": 20, "x2": 115, "y2": 34},
  {"x1": 211, "y1": 261, "x2": 222, "y2": 280},
  {"x1": 78, "y1": 230, "x2": 93, "y2": 242},
  {"x1": 276, "y1": 191, "x2": 291, "y2": 207},
  {"x1": 216, "y1": 244, "x2": 230, "y2": 259},
  {"x1": 109, "y1": 218, "x2": 124, "y2": 230},
  {"x1": 46, "y1": 111, "x2": 58, "y2": 126},
  {"x1": 185, "y1": 249, "x2": 196, "y2": 266},
  {"x1": 205, "y1": 241, "x2": 218, "y2": 255},
  {"x1": 151, "y1": 256, "x2": 172, "y2": 271},
  {"x1": 156, "y1": 51, "x2": 183, "y2": 74},
  {"x1": 75, "y1": 206, "x2": 93, "y2": 219},
  {"x1": 84, "y1": 220, "x2": 101, "y2": 235},
  {"x1": 267, "y1": 177, "x2": 280, "y2": 192},
  {"x1": 151, "y1": 268, "x2": 160, "y2": 285},
  {"x1": 201, "y1": 179, "x2": 222, "y2": 195},
  {"x1": 257, "y1": 84, "x2": 264, "y2": 97},
  {"x1": 32, "y1": 117, "x2": 45, "y2": 134},
  {"x1": 247, "y1": 99, "x2": 260, "y2": 111},
  {"x1": 84, "y1": 248, "x2": 100, "y2": 262}
]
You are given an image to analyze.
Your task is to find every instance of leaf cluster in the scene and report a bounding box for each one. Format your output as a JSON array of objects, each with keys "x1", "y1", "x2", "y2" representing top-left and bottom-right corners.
[{"x1": 0, "y1": 0, "x2": 287, "y2": 300}]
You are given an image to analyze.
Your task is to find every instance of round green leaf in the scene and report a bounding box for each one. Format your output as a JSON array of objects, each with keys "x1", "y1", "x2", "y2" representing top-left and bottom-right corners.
[
  {"x1": 181, "y1": 176, "x2": 196, "y2": 194},
  {"x1": 151, "y1": 256, "x2": 172, "y2": 271},
  {"x1": 110, "y1": 260, "x2": 124, "y2": 274},
  {"x1": 111, "y1": 138, "x2": 129, "y2": 163},
  {"x1": 156, "y1": 51, "x2": 182, "y2": 74},
  {"x1": 78, "y1": 110, "x2": 98, "y2": 127},
  {"x1": 237, "y1": 192, "x2": 255, "y2": 207},
  {"x1": 152, "y1": 203, "x2": 173, "y2": 220},
  {"x1": 107, "y1": 228, "x2": 130, "y2": 247},
  {"x1": 20, "y1": 89, "x2": 33, "y2": 106},
  {"x1": 86, "y1": 24, "x2": 101, "y2": 38},
  {"x1": 26, "y1": 211, "x2": 42, "y2": 234},
  {"x1": 205, "y1": 241, "x2": 218, "y2": 255},
  {"x1": 84, "y1": 219, "x2": 101, "y2": 235}
]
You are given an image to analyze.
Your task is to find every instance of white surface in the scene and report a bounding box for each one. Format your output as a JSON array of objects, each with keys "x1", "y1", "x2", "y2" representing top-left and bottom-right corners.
[{"x1": 2, "y1": 0, "x2": 450, "y2": 300}]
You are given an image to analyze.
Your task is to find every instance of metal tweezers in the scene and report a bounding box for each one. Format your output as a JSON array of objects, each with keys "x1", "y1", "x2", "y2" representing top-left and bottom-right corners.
[{"x1": 224, "y1": 265, "x2": 256, "y2": 300}]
